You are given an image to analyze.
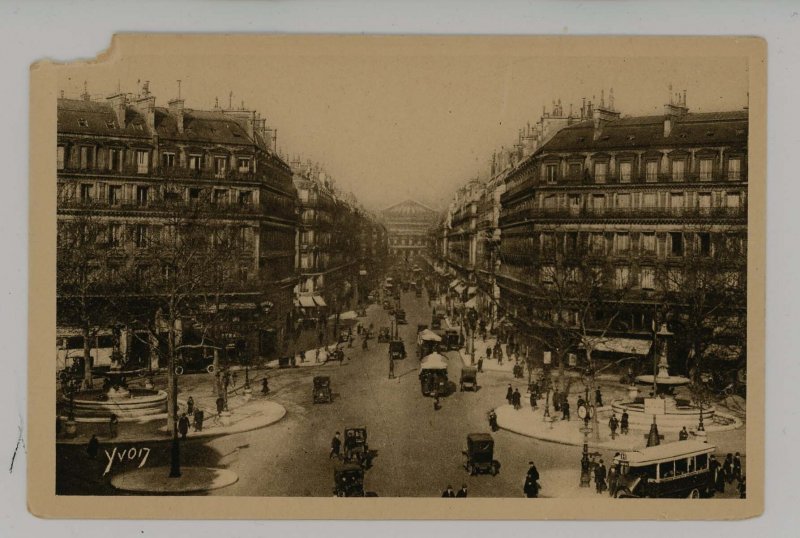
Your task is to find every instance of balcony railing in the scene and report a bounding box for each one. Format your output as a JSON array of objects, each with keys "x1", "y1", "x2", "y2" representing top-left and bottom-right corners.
[
  {"x1": 57, "y1": 196, "x2": 294, "y2": 218},
  {"x1": 536, "y1": 205, "x2": 748, "y2": 219},
  {"x1": 535, "y1": 171, "x2": 748, "y2": 187},
  {"x1": 59, "y1": 164, "x2": 267, "y2": 183}
]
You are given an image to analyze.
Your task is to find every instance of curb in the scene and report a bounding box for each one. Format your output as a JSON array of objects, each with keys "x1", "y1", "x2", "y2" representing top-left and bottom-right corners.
[
  {"x1": 56, "y1": 400, "x2": 287, "y2": 446},
  {"x1": 110, "y1": 466, "x2": 238, "y2": 494}
]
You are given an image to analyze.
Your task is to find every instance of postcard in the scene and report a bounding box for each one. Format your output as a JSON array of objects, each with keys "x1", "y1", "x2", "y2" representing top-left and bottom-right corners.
[{"x1": 28, "y1": 34, "x2": 765, "y2": 519}]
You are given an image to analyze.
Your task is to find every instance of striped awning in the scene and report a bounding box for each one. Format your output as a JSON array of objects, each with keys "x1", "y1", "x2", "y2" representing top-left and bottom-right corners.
[{"x1": 313, "y1": 295, "x2": 327, "y2": 307}]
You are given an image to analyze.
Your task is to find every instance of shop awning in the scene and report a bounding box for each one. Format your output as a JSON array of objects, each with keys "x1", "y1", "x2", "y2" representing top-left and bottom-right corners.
[
  {"x1": 420, "y1": 352, "x2": 448, "y2": 371},
  {"x1": 338, "y1": 310, "x2": 359, "y2": 321},
  {"x1": 298, "y1": 296, "x2": 316, "y2": 308},
  {"x1": 464, "y1": 297, "x2": 477, "y2": 309},
  {"x1": 313, "y1": 295, "x2": 327, "y2": 308},
  {"x1": 467, "y1": 286, "x2": 477, "y2": 296},
  {"x1": 418, "y1": 329, "x2": 442, "y2": 342},
  {"x1": 449, "y1": 279, "x2": 461, "y2": 289},
  {"x1": 582, "y1": 337, "x2": 652, "y2": 356},
  {"x1": 199, "y1": 302, "x2": 257, "y2": 314},
  {"x1": 454, "y1": 284, "x2": 466, "y2": 294}
]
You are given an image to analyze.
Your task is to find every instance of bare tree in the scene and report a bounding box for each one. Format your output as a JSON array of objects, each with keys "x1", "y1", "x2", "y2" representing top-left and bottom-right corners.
[
  {"x1": 57, "y1": 188, "x2": 120, "y2": 389},
  {"x1": 656, "y1": 226, "x2": 747, "y2": 389},
  {"x1": 102, "y1": 184, "x2": 252, "y2": 477}
]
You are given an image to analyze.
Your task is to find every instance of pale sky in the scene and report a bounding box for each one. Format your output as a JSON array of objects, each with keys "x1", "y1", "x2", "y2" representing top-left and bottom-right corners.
[{"x1": 56, "y1": 37, "x2": 749, "y2": 212}]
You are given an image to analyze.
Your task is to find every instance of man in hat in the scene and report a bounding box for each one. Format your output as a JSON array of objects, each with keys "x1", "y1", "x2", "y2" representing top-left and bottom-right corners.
[
  {"x1": 441, "y1": 485, "x2": 456, "y2": 498},
  {"x1": 594, "y1": 459, "x2": 607, "y2": 494},
  {"x1": 456, "y1": 484, "x2": 468, "y2": 498},
  {"x1": 524, "y1": 462, "x2": 540, "y2": 498},
  {"x1": 330, "y1": 431, "x2": 342, "y2": 459},
  {"x1": 506, "y1": 384, "x2": 513, "y2": 405}
]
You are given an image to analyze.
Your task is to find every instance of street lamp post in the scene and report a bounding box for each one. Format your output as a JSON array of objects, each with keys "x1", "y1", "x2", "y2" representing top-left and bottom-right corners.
[{"x1": 578, "y1": 387, "x2": 593, "y2": 487}]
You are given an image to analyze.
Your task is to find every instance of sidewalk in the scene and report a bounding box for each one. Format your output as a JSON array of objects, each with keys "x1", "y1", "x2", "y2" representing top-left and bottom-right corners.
[
  {"x1": 264, "y1": 342, "x2": 340, "y2": 369},
  {"x1": 57, "y1": 391, "x2": 286, "y2": 446},
  {"x1": 110, "y1": 466, "x2": 238, "y2": 494}
]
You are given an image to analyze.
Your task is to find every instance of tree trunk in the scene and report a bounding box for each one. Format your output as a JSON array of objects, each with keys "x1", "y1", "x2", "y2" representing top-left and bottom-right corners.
[
  {"x1": 166, "y1": 322, "x2": 177, "y2": 435},
  {"x1": 82, "y1": 324, "x2": 93, "y2": 389},
  {"x1": 213, "y1": 348, "x2": 221, "y2": 397}
]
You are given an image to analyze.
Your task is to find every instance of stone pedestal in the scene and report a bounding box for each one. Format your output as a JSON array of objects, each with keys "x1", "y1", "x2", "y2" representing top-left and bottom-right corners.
[
  {"x1": 243, "y1": 387, "x2": 253, "y2": 402},
  {"x1": 64, "y1": 419, "x2": 77, "y2": 438},
  {"x1": 627, "y1": 385, "x2": 640, "y2": 400},
  {"x1": 219, "y1": 410, "x2": 232, "y2": 426}
]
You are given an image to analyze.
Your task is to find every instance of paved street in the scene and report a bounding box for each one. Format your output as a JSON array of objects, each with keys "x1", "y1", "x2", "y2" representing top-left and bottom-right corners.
[
  {"x1": 199, "y1": 289, "x2": 578, "y2": 498},
  {"x1": 57, "y1": 288, "x2": 745, "y2": 498}
]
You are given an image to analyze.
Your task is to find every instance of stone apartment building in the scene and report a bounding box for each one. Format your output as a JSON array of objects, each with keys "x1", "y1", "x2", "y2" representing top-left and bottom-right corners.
[
  {"x1": 56, "y1": 84, "x2": 298, "y2": 366},
  {"x1": 497, "y1": 93, "x2": 748, "y2": 370}
]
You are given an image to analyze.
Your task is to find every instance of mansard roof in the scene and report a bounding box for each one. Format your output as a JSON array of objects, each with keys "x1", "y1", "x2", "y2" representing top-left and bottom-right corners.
[{"x1": 540, "y1": 110, "x2": 748, "y2": 153}]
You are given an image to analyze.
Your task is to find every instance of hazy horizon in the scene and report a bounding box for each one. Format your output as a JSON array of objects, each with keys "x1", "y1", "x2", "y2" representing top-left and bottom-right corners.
[{"x1": 57, "y1": 45, "x2": 748, "y2": 212}]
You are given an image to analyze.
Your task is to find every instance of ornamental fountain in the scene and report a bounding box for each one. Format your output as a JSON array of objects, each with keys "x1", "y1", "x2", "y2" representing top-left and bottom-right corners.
[
  {"x1": 62, "y1": 361, "x2": 167, "y2": 422},
  {"x1": 610, "y1": 324, "x2": 715, "y2": 432}
]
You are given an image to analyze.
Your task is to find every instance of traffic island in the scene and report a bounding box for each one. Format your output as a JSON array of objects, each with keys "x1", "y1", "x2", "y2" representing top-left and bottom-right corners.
[
  {"x1": 57, "y1": 398, "x2": 287, "y2": 445},
  {"x1": 110, "y1": 466, "x2": 238, "y2": 494},
  {"x1": 494, "y1": 404, "x2": 743, "y2": 451}
]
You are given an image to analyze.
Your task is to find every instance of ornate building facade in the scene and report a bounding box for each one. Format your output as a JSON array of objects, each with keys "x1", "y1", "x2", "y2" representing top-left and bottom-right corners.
[
  {"x1": 382, "y1": 199, "x2": 439, "y2": 261},
  {"x1": 56, "y1": 85, "x2": 298, "y2": 366},
  {"x1": 497, "y1": 94, "x2": 748, "y2": 370}
]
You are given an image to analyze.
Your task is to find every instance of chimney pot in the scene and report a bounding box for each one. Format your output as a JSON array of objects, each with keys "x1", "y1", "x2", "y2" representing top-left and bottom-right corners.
[{"x1": 168, "y1": 97, "x2": 185, "y2": 134}]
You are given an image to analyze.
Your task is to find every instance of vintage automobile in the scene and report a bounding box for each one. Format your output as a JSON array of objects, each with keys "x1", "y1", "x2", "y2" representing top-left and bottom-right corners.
[
  {"x1": 333, "y1": 464, "x2": 366, "y2": 497},
  {"x1": 389, "y1": 339, "x2": 406, "y2": 360},
  {"x1": 395, "y1": 309, "x2": 407, "y2": 324},
  {"x1": 417, "y1": 328, "x2": 442, "y2": 358},
  {"x1": 460, "y1": 366, "x2": 478, "y2": 391},
  {"x1": 463, "y1": 433, "x2": 500, "y2": 476},
  {"x1": 313, "y1": 376, "x2": 332, "y2": 404},
  {"x1": 338, "y1": 327, "x2": 352, "y2": 344},
  {"x1": 377, "y1": 326, "x2": 392, "y2": 343},
  {"x1": 419, "y1": 352, "x2": 449, "y2": 396},
  {"x1": 174, "y1": 353, "x2": 215, "y2": 375},
  {"x1": 613, "y1": 440, "x2": 717, "y2": 498},
  {"x1": 343, "y1": 427, "x2": 372, "y2": 468},
  {"x1": 437, "y1": 329, "x2": 460, "y2": 351}
]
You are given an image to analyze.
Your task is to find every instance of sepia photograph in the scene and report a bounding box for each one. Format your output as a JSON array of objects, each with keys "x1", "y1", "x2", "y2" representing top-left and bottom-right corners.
[{"x1": 27, "y1": 34, "x2": 765, "y2": 519}]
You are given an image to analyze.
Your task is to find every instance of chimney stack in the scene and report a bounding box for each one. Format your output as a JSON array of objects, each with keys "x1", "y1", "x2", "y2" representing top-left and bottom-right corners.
[
  {"x1": 168, "y1": 97, "x2": 185, "y2": 133},
  {"x1": 663, "y1": 86, "x2": 688, "y2": 137},
  {"x1": 592, "y1": 90, "x2": 621, "y2": 140},
  {"x1": 132, "y1": 90, "x2": 156, "y2": 133},
  {"x1": 106, "y1": 93, "x2": 128, "y2": 129}
]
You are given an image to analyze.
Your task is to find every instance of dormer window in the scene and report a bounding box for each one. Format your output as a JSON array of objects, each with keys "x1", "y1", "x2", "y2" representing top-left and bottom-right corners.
[
  {"x1": 77, "y1": 118, "x2": 89, "y2": 128},
  {"x1": 545, "y1": 164, "x2": 558, "y2": 184},
  {"x1": 671, "y1": 159, "x2": 685, "y2": 181},
  {"x1": 238, "y1": 158, "x2": 250, "y2": 173},
  {"x1": 728, "y1": 157, "x2": 742, "y2": 181},
  {"x1": 593, "y1": 161, "x2": 608, "y2": 184},
  {"x1": 162, "y1": 152, "x2": 176, "y2": 168},
  {"x1": 188, "y1": 154, "x2": 202, "y2": 171},
  {"x1": 699, "y1": 158, "x2": 714, "y2": 181},
  {"x1": 214, "y1": 157, "x2": 227, "y2": 178}
]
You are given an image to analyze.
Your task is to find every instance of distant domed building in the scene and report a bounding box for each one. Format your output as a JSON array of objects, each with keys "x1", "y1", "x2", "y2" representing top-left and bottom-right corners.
[{"x1": 381, "y1": 200, "x2": 439, "y2": 261}]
